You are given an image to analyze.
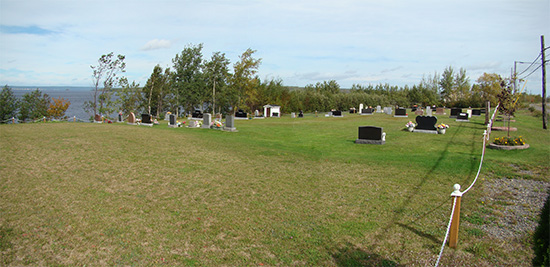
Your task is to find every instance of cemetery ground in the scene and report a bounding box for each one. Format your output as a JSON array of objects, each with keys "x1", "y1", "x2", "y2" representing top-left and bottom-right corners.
[{"x1": 0, "y1": 110, "x2": 548, "y2": 266}]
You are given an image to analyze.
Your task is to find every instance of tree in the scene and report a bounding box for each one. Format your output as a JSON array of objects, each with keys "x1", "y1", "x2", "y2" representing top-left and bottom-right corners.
[
  {"x1": 19, "y1": 89, "x2": 50, "y2": 121},
  {"x1": 0, "y1": 85, "x2": 18, "y2": 122},
  {"x1": 230, "y1": 48, "x2": 262, "y2": 113},
  {"x1": 475, "y1": 73, "x2": 504, "y2": 107},
  {"x1": 142, "y1": 65, "x2": 171, "y2": 116},
  {"x1": 496, "y1": 79, "x2": 519, "y2": 137},
  {"x1": 84, "y1": 52, "x2": 126, "y2": 117},
  {"x1": 172, "y1": 44, "x2": 206, "y2": 115},
  {"x1": 204, "y1": 51, "x2": 231, "y2": 114},
  {"x1": 115, "y1": 77, "x2": 141, "y2": 115},
  {"x1": 440, "y1": 66, "x2": 455, "y2": 104},
  {"x1": 439, "y1": 66, "x2": 471, "y2": 107},
  {"x1": 47, "y1": 97, "x2": 71, "y2": 119}
]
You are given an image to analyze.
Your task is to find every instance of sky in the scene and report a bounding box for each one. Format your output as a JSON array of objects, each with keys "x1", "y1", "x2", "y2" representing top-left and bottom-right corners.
[{"x1": 1, "y1": 0, "x2": 549, "y2": 94}]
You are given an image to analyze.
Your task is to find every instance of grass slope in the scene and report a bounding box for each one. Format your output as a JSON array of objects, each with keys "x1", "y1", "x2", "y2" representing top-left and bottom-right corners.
[{"x1": 1, "y1": 110, "x2": 548, "y2": 266}]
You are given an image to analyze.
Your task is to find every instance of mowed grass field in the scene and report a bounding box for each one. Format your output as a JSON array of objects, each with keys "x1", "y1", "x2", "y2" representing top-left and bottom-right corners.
[{"x1": 1, "y1": 110, "x2": 548, "y2": 266}]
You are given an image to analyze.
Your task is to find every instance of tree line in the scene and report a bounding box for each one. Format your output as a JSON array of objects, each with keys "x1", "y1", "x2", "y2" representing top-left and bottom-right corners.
[
  {"x1": 0, "y1": 86, "x2": 70, "y2": 122},
  {"x1": 1, "y1": 44, "x2": 544, "y2": 122}
]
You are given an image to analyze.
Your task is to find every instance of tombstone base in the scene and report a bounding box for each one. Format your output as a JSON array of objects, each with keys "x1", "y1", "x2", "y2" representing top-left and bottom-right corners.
[
  {"x1": 223, "y1": 127, "x2": 238, "y2": 132},
  {"x1": 393, "y1": 115, "x2": 408, "y2": 118},
  {"x1": 355, "y1": 139, "x2": 385, "y2": 145},
  {"x1": 332, "y1": 115, "x2": 344, "y2": 118},
  {"x1": 94, "y1": 120, "x2": 103, "y2": 124},
  {"x1": 141, "y1": 123, "x2": 154, "y2": 127},
  {"x1": 234, "y1": 117, "x2": 248, "y2": 120},
  {"x1": 413, "y1": 129, "x2": 438, "y2": 134},
  {"x1": 168, "y1": 124, "x2": 178, "y2": 128},
  {"x1": 456, "y1": 119, "x2": 469, "y2": 122},
  {"x1": 127, "y1": 122, "x2": 137, "y2": 125},
  {"x1": 360, "y1": 113, "x2": 373, "y2": 115},
  {"x1": 253, "y1": 116, "x2": 265, "y2": 119}
]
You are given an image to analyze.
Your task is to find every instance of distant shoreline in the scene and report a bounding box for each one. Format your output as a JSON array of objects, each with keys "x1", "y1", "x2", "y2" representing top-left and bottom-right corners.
[{"x1": 9, "y1": 86, "x2": 93, "y2": 91}]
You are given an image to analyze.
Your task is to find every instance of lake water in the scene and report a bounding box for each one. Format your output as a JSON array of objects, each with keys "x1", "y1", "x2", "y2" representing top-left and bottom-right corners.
[{"x1": 12, "y1": 87, "x2": 119, "y2": 120}]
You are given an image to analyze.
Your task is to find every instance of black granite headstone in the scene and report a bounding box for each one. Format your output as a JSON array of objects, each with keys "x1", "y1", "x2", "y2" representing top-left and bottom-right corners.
[
  {"x1": 169, "y1": 114, "x2": 176, "y2": 125},
  {"x1": 333, "y1": 110, "x2": 342, "y2": 116},
  {"x1": 298, "y1": 111, "x2": 304, "y2": 118},
  {"x1": 472, "y1": 109, "x2": 481, "y2": 116},
  {"x1": 192, "y1": 110, "x2": 203, "y2": 118},
  {"x1": 457, "y1": 112, "x2": 469, "y2": 121},
  {"x1": 415, "y1": 116, "x2": 438, "y2": 131},
  {"x1": 450, "y1": 108, "x2": 462, "y2": 118},
  {"x1": 355, "y1": 126, "x2": 385, "y2": 145},
  {"x1": 141, "y1": 114, "x2": 152, "y2": 124},
  {"x1": 118, "y1": 113, "x2": 123, "y2": 122},
  {"x1": 235, "y1": 109, "x2": 247, "y2": 118},
  {"x1": 395, "y1": 108, "x2": 407, "y2": 116}
]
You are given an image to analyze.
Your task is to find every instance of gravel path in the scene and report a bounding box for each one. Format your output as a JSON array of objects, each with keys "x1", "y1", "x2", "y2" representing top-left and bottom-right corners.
[{"x1": 478, "y1": 178, "x2": 549, "y2": 239}]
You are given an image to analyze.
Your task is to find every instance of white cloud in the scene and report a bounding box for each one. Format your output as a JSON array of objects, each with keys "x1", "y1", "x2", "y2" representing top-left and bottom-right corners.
[{"x1": 141, "y1": 39, "x2": 172, "y2": 51}]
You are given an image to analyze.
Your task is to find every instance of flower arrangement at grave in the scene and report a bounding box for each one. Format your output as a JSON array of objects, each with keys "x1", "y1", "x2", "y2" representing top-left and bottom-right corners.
[
  {"x1": 437, "y1": 123, "x2": 449, "y2": 129},
  {"x1": 493, "y1": 136, "x2": 525, "y2": 146},
  {"x1": 210, "y1": 120, "x2": 223, "y2": 129},
  {"x1": 405, "y1": 121, "x2": 415, "y2": 131}
]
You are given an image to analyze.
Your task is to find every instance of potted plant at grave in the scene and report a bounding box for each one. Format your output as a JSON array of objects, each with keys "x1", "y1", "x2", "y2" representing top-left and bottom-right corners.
[
  {"x1": 437, "y1": 123, "x2": 449, "y2": 134},
  {"x1": 405, "y1": 121, "x2": 415, "y2": 132}
]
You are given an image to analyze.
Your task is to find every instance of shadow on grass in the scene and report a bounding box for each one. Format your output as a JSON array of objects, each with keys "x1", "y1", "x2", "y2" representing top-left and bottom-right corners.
[
  {"x1": 331, "y1": 243, "x2": 404, "y2": 267},
  {"x1": 370, "y1": 121, "x2": 482, "y2": 254}
]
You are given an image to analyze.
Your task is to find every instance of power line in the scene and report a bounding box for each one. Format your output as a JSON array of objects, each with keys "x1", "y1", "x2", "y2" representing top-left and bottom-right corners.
[
  {"x1": 518, "y1": 63, "x2": 543, "y2": 80},
  {"x1": 516, "y1": 53, "x2": 542, "y2": 76}
]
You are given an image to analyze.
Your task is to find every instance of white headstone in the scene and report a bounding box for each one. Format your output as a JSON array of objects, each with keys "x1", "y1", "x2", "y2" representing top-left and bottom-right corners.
[
  {"x1": 426, "y1": 106, "x2": 432, "y2": 116},
  {"x1": 291, "y1": 112, "x2": 296, "y2": 118},
  {"x1": 359, "y1": 103, "x2": 364, "y2": 111},
  {"x1": 376, "y1": 105, "x2": 382, "y2": 113}
]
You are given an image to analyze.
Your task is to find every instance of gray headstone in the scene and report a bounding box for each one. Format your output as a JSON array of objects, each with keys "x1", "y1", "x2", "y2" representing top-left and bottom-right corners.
[
  {"x1": 436, "y1": 108, "x2": 445, "y2": 115},
  {"x1": 224, "y1": 115, "x2": 237, "y2": 131},
  {"x1": 202, "y1": 113, "x2": 212, "y2": 128},
  {"x1": 291, "y1": 112, "x2": 296, "y2": 118},
  {"x1": 376, "y1": 105, "x2": 382, "y2": 113},
  {"x1": 384, "y1": 107, "x2": 392, "y2": 115}
]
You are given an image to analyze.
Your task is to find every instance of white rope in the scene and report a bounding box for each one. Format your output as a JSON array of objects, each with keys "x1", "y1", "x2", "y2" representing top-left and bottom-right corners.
[
  {"x1": 461, "y1": 104, "x2": 500, "y2": 195},
  {"x1": 435, "y1": 197, "x2": 457, "y2": 267}
]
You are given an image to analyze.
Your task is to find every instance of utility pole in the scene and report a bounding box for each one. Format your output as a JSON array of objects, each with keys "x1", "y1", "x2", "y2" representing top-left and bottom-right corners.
[{"x1": 542, "y1": 35, "x2": 547, "y2": 130}]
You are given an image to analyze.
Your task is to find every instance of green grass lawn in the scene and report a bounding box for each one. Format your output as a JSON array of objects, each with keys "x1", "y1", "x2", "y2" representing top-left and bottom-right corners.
[{"x1": 1, "y1": 110, "x2": 548, "y2": 266}]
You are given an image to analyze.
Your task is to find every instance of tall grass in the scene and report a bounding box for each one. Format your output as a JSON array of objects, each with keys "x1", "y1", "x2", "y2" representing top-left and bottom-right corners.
[{"x1": 0, "y1": 110, "x2": 548, "y2": 266}]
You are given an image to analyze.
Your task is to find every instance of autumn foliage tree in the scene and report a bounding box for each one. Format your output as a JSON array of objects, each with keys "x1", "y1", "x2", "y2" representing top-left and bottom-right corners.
[{"x1": 47, "y1": 97, "x2": 71, "y2": 119}]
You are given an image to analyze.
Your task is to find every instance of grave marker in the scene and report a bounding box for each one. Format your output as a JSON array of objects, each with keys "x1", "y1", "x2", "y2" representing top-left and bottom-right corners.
[
  {"x1": 355, "y1": 126, "x2": 386, "y2": 145},
  {"x1": 414, "y1": 116, "x2": 438, "y2": 134},
  {"x1": 223, "y1": 115, "x2": 237, "y2": 132},
  {"x1": 168, "y1": 114, "x2": 178, "y2": 128},
  {"x1": 456, "y1": 112, "x2": 469, "y2": 122},
  {"x1": 394, "y1": 108, "x2": 408, "y2": 117},
  {"x1": 202, "y1": 113, "x2": 212, "y2": 128},
  {"x1": 435, "y1": 108, "x2": 445, "y2": 115},
  {"x1": 450, "y1": 108, "x2": 462, "y2": 118},
  {"x1": 127, "y1": 112, "x2": 136, "y2": 124}
]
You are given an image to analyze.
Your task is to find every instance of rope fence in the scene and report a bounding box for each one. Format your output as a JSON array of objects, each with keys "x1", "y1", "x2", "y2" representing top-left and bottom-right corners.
[{"x1": 434, "y1": 103, "x2": 500, "y2": 266}]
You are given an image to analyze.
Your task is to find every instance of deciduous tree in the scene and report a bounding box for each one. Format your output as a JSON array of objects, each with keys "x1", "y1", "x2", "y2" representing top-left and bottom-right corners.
[
  {"x1": 47, "y1": 97, "x2": 70, "y2": 119},
  {"x1": 84, "y1": 52, "x2": 126, "y2": 117}
]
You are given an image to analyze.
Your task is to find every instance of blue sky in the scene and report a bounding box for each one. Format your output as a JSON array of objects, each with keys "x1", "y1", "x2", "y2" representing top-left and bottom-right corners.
[{"x1": 1, "y1": 0, "x2": 549, "y2": 94}]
